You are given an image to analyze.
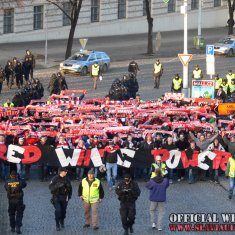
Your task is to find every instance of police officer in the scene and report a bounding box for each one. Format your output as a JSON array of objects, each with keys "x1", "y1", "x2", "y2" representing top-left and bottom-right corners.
[
  {"x1": 49, "y1": 167, "x2": 72, "y2": 231},
  {"x1": 91, "y1": 62, "x2": 101, "y2": 89},
  {"x1": 226, "y1": 70, "x2": 235, "y2": 85},
  {"x1": 78, "y1": 169, "x2": 104, "y2": 230},
  {"x1": 128, "y1": 73, "x2": 139, "y2": 99},
  {"x1": 153, "y1": 59, "x2": 163, "y2": 88},
  {"x1": 3, "y1": 98, "x2": 14, "y2": 108},
  {"x1": 171, "y1": 74, "x2": 183, "y2": 93},
  {"x1": 150, "y1": 156, "x2": 168, "y2": 178},
  {"x1": 128, "y1": 61, "x2": 140, "y2": 78},
  {"x1": 221, "y1": 79, "x2": 229, "y2": 95},
  {"x1": 192, "y1": 65, "x2": 203, "y2": 80},
  {"x1": 4, "y1": 171, "x2": 27, "y2": 234},
  {"x1": 229, "y1": 79, "x2": 235, "y2": 96},
  {"x1": 214, "y1": 74, "x2": 223, "y2": 96},
  {"x1": 115, "y1": 174, "x2": 141, "y2": 235}
]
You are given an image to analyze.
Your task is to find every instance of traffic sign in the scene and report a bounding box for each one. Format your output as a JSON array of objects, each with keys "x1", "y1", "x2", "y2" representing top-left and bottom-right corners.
[
  {"x1": 79, "y1": 38, "x2": 88, "y2": 49},
  {"x1": 214, "y1": 103, "x2": 235, "y2": 116},
  {"x1": 206, "y1": 45, "x2": 214, "y2": 56},
  {"x1": 178, "y1": 54, "x2": 193, "y2": 66}
]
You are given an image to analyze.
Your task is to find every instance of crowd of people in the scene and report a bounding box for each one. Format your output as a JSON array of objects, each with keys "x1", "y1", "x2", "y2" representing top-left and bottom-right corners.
[{"x1": 1, "y1": 55, "x2": 235, "y2": 234}]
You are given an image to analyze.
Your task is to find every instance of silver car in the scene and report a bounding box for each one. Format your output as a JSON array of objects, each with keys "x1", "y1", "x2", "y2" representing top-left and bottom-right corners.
[
  {"x1": 60, "y1": 50, "x2": 111, "y2": 75},
  {"x1": 214, "y1": 36, "x2": 235, "y2": 56}
]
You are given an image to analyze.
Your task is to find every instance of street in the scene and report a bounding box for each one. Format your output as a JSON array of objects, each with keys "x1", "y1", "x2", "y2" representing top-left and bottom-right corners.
[
  {"x1": 0, "y1": 176, "x2": 234, "y2": 235},
  {"x1": 0, "y1": 26, "x2": 234, "y2": 235}
]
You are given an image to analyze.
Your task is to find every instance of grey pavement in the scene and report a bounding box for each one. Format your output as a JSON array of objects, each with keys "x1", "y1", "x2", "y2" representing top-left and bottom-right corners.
[
  {"x1": 0, "y1": 176, "x2": 235, "y2": 235},
  {"x1": 0, "y1": 27, "x2": 229, "y2": 67}
]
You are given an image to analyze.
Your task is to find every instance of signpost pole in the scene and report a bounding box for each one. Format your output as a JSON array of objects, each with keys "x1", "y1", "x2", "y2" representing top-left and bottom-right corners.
[{"x1": 182, "y1": 0, "x2": 189, "y2": 97}]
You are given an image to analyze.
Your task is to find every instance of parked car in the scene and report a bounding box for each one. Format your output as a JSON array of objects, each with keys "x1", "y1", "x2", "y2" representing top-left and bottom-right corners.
[
  {"x1": 59, "y1": 50, "x2": 111, "y2": 75},
  {"x1": 214, "y1": 36, "x2": 235, "y2": 56}
]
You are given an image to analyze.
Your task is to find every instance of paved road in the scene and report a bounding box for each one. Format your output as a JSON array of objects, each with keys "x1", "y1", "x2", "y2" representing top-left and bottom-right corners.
[
  {"x1": 0, "y1": 54, "x2": 233, "y2": 103},
  {"x1": 0, "y1": 177, "x2": 234, "y2": 235}
]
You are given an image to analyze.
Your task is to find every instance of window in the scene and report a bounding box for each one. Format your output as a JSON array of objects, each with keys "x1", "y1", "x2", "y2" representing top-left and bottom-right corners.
[
  {"x1": 118, "y1": 0, "x2": 126, "y2": 19},
  {"x1": 168, "y1": 0, "x2": 176, "y2": 13},
  {"x1": 3, "y1": 9, "x2": 14, "y2": 34},
  {"x1": 63, "y1": 2, "x2": 71, "y2": 26},
  {"x1": 34, "y1": 5, "x2": 43, "y2": 30},
  {"x1": 91, "y1": 0, "x2": 100, "y2": 22},
  {"x1": 214, "y1": 0, "x2": 221, "y2": 7},
  {"x1": 89, "y1": 54, "x2": 96, "y2": 61},
  {"x1": 191, "y1": 0, "x2": 199, "y2": 10},
  {"x1": 143, "y1": 0, "x2": 151, "y2": 16}
]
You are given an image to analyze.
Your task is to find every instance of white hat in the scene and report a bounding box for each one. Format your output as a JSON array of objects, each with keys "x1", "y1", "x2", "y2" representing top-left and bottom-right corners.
[{"x1": 156, "y1": 155, "x2": 162, "y2": 161}]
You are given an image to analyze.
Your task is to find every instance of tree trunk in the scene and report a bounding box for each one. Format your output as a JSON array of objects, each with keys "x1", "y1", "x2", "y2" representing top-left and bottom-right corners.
[
  {"x1": 146, "y1": 0, "x2": 153, "y2": 55},
  {"x1": 65, "y1": 22, "x2": 77, "y2": 59},
  {"x1": 228, "y1": 0, "x2": 235, "y2": 35}
]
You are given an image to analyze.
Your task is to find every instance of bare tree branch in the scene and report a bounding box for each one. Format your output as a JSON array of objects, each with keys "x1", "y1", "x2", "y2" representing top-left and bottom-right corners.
[{"x1": 46, "y1": 0, "x2": 72, "y2": 21}]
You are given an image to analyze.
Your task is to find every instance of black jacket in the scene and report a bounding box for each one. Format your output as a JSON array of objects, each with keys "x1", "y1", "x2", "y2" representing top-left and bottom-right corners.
[
  {"x1": 103, "y1": 145, "x2": 123, "y2": 164},
  {"x1": 5, "y1": 176, "x2": 27, "y2": 200},
  {"x1": 49, "y1": 175, "x2": 72, "y2": 200},
  {"x1": 115, "y1": 180, "x2": 141, "y2": 203}
]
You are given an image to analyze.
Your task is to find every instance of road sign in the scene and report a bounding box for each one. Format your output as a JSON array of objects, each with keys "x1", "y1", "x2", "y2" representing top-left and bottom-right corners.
[
  {"x1": 214, "y1": 103, "x2": 235, "y2": 116},
  {"x1": 206, "y1": 45, "x2": 214, "y2": 56},
  {"x1": 79, "y1": 38, "x2": 88, "y2": 49},
  {"x1": 178, "y1": 54, "x2": 193, "y2": 66}
]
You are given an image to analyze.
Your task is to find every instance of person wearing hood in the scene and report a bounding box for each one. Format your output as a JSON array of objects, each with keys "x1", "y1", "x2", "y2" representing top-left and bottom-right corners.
[{"x1": 146, "y1": 168, "x2": 169, "y2": 231}]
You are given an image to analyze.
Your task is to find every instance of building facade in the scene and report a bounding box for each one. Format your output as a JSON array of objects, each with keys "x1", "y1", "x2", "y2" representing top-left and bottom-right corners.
[{"x1": 0, "y1": 0, "x2": 228, "y2": 43}]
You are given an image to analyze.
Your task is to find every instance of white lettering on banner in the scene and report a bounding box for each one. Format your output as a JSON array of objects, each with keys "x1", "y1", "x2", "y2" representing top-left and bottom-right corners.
[
  {"x1": 166, "y1": 150, "x2": 181, "y2": 169},
  {"x1": 7, "y1": 144, "x2": 24, "y2": 164},
  {"x1": 90, "y1": 148, "x2": 103, "y2": 167},
  {"x1": 55, "y1": 148, "x2": 81, "y2": 167},
  {"x1": 119, "y1": 149, "x2": 136, "y2": 168},
  {"x1": 198, "y1": 151, "x2": 216, "y2": 170}
]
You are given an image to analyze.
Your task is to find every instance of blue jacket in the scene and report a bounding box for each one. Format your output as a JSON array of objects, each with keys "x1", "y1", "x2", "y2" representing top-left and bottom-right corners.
[{"x1": 145, "y1": 177, "x2": 169, "y2": 202}]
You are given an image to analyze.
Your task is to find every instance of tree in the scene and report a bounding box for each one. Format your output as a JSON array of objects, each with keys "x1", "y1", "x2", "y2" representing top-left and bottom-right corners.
[
  {"x1": 228, "y1": 0, "x2": 235, "y2": 35},
  {"x1": 145, "y1": 0, "x2": 153, "y2": 55},
  {"x1": 46, "y1": 0, "x2": 83, "y2": 59}
]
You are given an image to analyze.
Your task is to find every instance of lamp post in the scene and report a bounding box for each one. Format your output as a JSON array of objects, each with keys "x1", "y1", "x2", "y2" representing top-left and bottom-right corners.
[
  {"x1": 45, "y1": 4, "x2": 48, "y2": 65},
  {"x1": 181, "y1": 0, "x2": 189, "y2": 97}
]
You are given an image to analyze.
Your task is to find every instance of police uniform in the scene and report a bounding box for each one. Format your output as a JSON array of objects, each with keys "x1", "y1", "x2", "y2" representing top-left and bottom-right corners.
[
  {"x1": 78, "y1": 171, "x2": 104, "y2": 230},
  {"x1": 0, "y1": 67, "x2": 5, "y2": 94},
  {"x1": 214, "y1": 77, "x2": 223, "y2": 95},
  {"x1": 153, "y1": 61, "x2": 163, "y2": 88},
  {"x1": 171, "y1": 76, "x2": 183, "y2": 93},
  {"x1": 192, "y1": 66, "x2": 203, "y2": 79},
  {"x1": 4, "y1": 171, "x2": 26, "y2": 234},
  {"x1": 91, "y1": 63, "x2": 100, "y2": 89},
  {"x1": 151, "y1": 163, "x2": 167, "y2": 178},
  {"x1": 115, "y1": 175, "x2": 141, "y2": 235},
  {"x1": 49, "y1": 168, "x2": 72, "y2": 230}
]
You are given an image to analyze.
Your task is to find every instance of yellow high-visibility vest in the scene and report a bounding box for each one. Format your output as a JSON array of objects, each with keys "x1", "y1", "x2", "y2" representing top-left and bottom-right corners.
[
  {"x1": 92, "y1": 64, "x2": 99, "y2": 76},
  {"x1": 226, "y1": 74, "x2": 235, "y2": 85},
  {"x1": 229, "y1": 84, "x2": 235, "y2": 93},
  {"x1": 229, "y1": 157, "x2": 235, "y2": 178},
  {"x1": 154, "y1": 64, "x2": 162, "y2": 74},
  {"x1": 3, "y1": 102, "x2": 14, "y2": 107},
  {"x1": 221, "y1": 84, "x2": 229, "y2": 94},
  {"x1": 215, "y1": 78, "x2": 222, "y2": 90},
  {"x1": 82, "y1": 178, "x2": 100, "y2": 203},
  {"x1": 193, "y1": 69, "x2": 202, "y2": 79},
  {"x1": 151, "y1": 163, "x2": 167, "y2": 178},
  {"x1": 172, "y1": 78, "x2": 182, "y2": 90}
]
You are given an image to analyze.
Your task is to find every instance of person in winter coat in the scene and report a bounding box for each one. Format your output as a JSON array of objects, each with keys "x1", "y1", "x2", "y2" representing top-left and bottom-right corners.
[
  {"x1": 57, "y1": 72, "x2": 68, "y2": 91},
  {"x1": 22, "y1": 57, "x2": 31, "y2": 83},
  {"x1": 146, "y1": 168, "x2": 169, "y2": 231},
  {"x1": 5, "y1": 60, "x2": 14, "y2": 89},
  {"x1": 14, "y1": 61, "x2": 24, "y2": 89}
]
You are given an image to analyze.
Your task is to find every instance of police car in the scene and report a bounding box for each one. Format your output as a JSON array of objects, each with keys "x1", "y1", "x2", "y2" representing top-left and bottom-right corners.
[
  {"x1": 59, "y1": 50, "x2": 111, "y2": 75},
  {"x1": 214, "y1": 36, "x2": 235, "y2": 57}
]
